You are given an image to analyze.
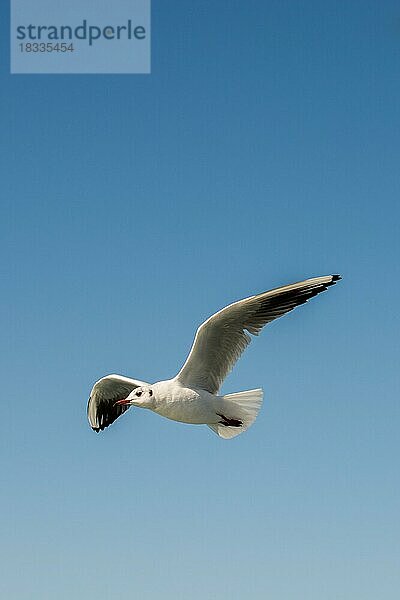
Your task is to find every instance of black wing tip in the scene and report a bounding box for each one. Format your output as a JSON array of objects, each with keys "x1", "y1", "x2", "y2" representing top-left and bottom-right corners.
[
  {"x1": 89, "y1": 406, "x2": 131, "y2": 432},
  {"x1": 322, "y1": 274, "x2": 341, "y2": 290},
  {"x1": 288, "y1": 274, "x2": 342, "y2": 305},
  {"x1": 316, "y1": 274, "x2": 341, "y2": 295},
  {"x1": 91, "y1": 420, "x2": 114, "y2": 432}
]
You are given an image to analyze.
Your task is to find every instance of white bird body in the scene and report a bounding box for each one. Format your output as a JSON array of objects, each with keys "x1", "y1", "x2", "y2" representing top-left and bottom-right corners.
[
  {"x1": 87, "y1": 275, "x2": 341, "y2": 439},
  {"x1": 150, "y1": 380, "x2": 217, "y2": 424}
]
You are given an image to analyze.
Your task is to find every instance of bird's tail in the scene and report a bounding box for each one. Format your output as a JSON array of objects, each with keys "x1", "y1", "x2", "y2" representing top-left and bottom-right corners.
[{"x1": 207, "y1": 388, "x2": 263, "y2": 439}]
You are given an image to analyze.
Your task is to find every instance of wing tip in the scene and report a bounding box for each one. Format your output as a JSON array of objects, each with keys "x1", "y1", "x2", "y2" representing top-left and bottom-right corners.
[
  {"x1": 324, "y1": 274, "x2": 341, "y2": 289},
  {"x1": 317, "y1": 274, "x2": 341, "y2": 294}
]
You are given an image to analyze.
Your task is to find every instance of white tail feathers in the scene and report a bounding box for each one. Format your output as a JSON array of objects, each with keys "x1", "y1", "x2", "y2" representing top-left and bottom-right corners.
[{"x1": 207, "y1": 388, "x2": 263, "y2": 439}]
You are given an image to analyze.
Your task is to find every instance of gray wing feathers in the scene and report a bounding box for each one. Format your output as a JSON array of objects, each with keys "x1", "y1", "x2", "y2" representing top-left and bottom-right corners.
[
  {"x1": 176, "y1": 275, "x2": 341, "y2": 394},
  {"x1": 87, "y1": 374, "x2": 148, "y2": 432}
]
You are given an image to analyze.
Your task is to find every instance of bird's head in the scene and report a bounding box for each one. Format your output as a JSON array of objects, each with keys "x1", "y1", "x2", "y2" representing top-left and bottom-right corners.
[{"x1": 115, "y1": 386, "x2": 155, "y2": 409}]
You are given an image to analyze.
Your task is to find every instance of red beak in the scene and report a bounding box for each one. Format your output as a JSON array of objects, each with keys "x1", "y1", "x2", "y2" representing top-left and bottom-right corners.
[{"x1": 114, "y1": 398, "x2": 131, "y2": 406}]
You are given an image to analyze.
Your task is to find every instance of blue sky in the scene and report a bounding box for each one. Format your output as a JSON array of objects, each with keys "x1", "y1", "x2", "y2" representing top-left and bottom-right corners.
[{"x1": 1, "y1": 1, "x2": 399, "y2": 598}]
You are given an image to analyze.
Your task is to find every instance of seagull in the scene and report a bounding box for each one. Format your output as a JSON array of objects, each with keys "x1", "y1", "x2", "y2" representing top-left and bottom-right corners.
[{"x1": 87, "y1": 274, "x2": 341, "y2": 439}]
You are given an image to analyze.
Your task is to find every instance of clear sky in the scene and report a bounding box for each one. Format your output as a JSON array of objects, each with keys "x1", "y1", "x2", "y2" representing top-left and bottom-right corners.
[{"x1": 1, "y1": 2, "x2": 399, "y2": 599}]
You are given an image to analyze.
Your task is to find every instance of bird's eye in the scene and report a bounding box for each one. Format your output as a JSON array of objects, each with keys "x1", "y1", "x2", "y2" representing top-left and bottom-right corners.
[
  {"x1": 136, "y1": 390, "x2": 142, "y2": 397},
  {"x1": 149, "y1": 389, "x2": 153, "y2": 397}
]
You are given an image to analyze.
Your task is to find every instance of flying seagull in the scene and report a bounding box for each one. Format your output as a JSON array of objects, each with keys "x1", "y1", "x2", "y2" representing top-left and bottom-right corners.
[{"x1": 87, "y1": 274, "x2": 341, "y2": 439}]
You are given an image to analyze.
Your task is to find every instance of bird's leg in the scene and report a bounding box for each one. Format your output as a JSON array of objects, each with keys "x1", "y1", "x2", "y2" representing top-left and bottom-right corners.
[{"x1": 216, "y1": 412, "x2": 243, "y2": 427}]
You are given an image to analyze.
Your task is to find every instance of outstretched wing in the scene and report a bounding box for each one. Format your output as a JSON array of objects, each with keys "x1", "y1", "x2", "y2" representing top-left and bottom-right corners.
[
  {"x1": 176, "y1": 275, "x2": 341, "y2": 394},
  {"x1": 87, "y1": 374, "x2": 149, "y2": 432}
]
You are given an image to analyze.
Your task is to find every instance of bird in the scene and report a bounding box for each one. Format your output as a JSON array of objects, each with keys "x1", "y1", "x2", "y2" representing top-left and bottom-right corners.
[{"x1": 87, "y1": 274, "x2": 341, "y2": 439}]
